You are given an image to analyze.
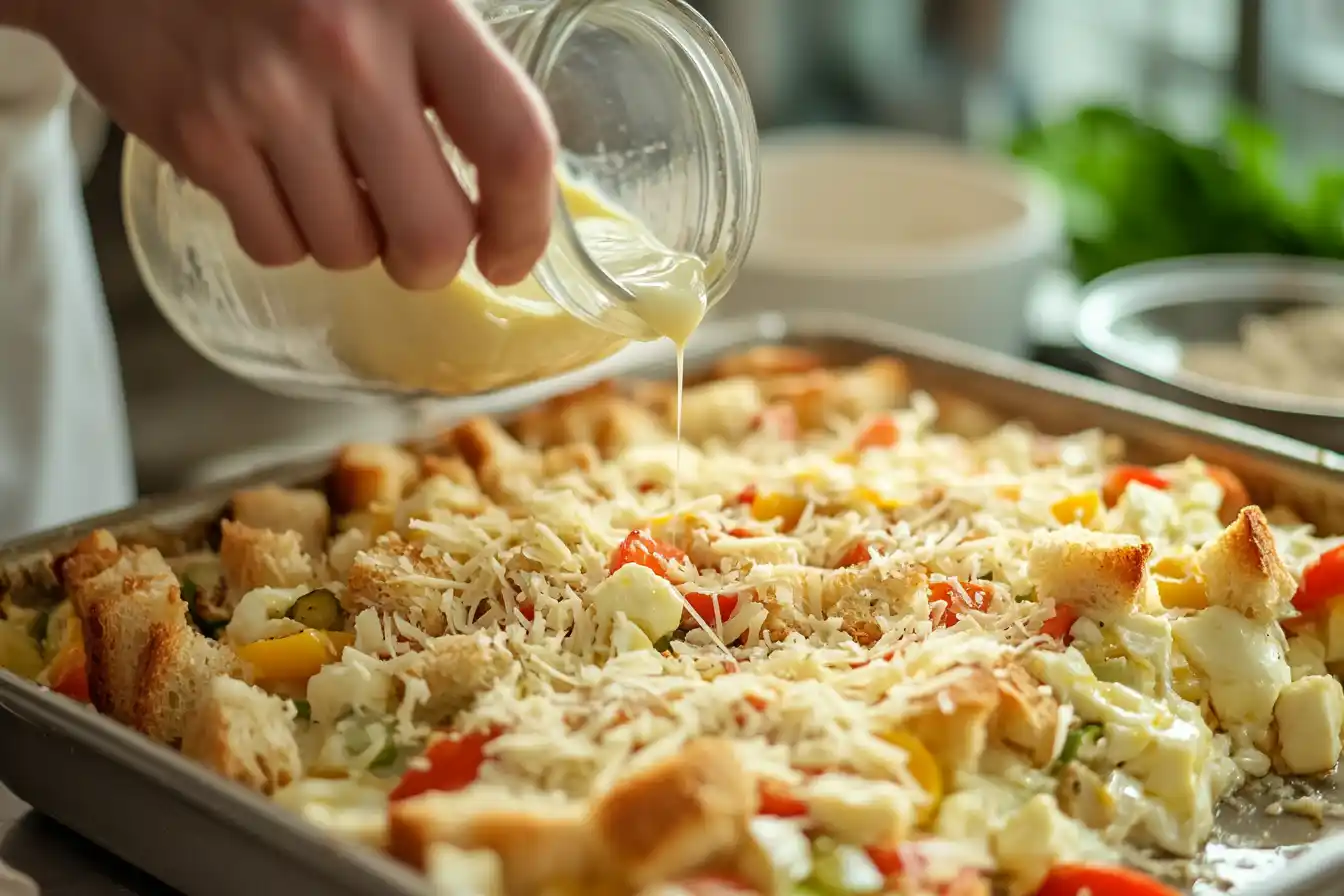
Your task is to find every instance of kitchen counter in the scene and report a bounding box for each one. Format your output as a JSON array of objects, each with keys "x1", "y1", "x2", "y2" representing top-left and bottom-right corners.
[{"x1": 0, "y1": 787, "x2": 171, "y2": 896}]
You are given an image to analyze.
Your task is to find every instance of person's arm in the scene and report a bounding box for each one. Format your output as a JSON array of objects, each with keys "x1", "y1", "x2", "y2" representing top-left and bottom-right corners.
[{"x1": 19, "y1": 0, "x2": 557, "y2": 290}]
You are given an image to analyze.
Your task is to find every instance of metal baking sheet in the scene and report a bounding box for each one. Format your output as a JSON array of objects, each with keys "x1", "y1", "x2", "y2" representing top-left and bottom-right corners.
[{"x1": 3, "y1": 310, "x2": 1344, "y2": 896}]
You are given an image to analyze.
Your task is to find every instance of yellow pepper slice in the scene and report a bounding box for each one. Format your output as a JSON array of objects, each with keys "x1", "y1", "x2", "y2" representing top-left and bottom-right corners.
[
  {"x1": 1050, "y1": 491, "x2": 1101, "y2": 526},
  {"x1": 337, "y1": 504, "x2": 394, "y2": 537},
  {"x1": 751, "y1": 493, "x2": 808, "y2": 531},
  {"x1": 882, "y1": 730, "x2": 943, "y2": 825},
  {"x1": 1155, "y1": 576, "x2": 1208, "y2": 610},
  {"x1": 1171, "y1": 654, "x2": 1206, "y2": 705},
  {"x1": 1152, "y1": 555, "x2": 1208, "y2": 610},
  {"x1": 851, "y1": 486, "x2": 902, "y2": 511},
  {"x1": 235, "y1": 630, "x2": 354, "y2": 682}
]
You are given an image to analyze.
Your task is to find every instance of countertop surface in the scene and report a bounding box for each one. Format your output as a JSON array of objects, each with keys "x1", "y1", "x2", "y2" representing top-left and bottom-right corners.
[{"x1": 0, "y1": 787, "x2": 173, "y2": 896}]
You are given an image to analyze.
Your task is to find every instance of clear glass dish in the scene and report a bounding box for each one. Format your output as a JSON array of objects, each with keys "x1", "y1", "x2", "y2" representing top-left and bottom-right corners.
[{"x1": 122, "y1": 0, "x2": 759, "y2": 401}]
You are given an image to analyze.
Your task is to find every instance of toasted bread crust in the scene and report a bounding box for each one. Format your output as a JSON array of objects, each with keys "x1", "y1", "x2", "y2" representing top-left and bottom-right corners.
[
  {"x1": 1196, "y1": 505, "x2": 1295, "y2": 622},
  {"x1": 218, "y1": 520, "x2": 315, "y2": 605},
  {"x1": 992, "y1": 661, "x2": 1062, "y2": 767},
  {"x1": 389, "y1": 793, "x2": 596, "y2": 891},
  {"x1": 182, "y1": 677, "x2": 301, "y2": 794},
  {"x1": 592, "y1": 738, "x2": 755, "y2": 888},
  {"x1": 134, "y1": 621, "x2": 238, "y2": 743},
  {"x1": 820, "y1": 563, "x2": 929, "y2": 646},
  {"x1": 344, "y1": 533, "x2": 452, "y2": 635},
  {"x1": 1028, "y1": 534, "x2": 1153, "y2": 620},
  {"x1": 900, "y1": 665, "x2": 1002, "y2": 778},
  {"x1": 709, "y1": 346, "x2": 826, "y2": 381},
  {"x1": 230, "y1": 486, "x2": 332, "y2": 557},
  {"x1": 330, "y1": 443, "x2": 418, "y2": 513}
]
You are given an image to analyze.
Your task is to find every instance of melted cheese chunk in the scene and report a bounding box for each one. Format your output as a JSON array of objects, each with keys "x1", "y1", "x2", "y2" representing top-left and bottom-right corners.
[
  {"x1": 1172, "y1": 606, "x2": 1291, "y2": 746},
  {"x1": 1027, "y1": 649, "x2": 1236, "y2": 856}
]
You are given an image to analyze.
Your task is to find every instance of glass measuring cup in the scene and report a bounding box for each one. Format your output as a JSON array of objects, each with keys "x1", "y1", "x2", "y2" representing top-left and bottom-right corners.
[{"x1": 121, "y1": 0, "x2": 759, "y2": 401}]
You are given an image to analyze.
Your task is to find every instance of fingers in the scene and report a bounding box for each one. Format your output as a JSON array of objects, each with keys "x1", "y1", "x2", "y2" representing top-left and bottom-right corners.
[
  {"x1": 236, "y1": 54, "x2": 379, "y2": 272},
  {"x1": 172, "y1": 113, "x2": 307, "y2": 268},
  {"x1": 263, "y1": 117, "x2": 379, "y2": 272},
  {"x1": 416, "y1": 0, "x2": 557, "y2": 286},
  {"x1": 329, "y1": 53, "x2": 476, "y2": 290}
]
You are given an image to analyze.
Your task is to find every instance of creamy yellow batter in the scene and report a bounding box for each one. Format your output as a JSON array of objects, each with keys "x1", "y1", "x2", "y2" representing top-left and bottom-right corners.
[{"x1": 330, "y1": 179, "x2": 709, "y2": 394}]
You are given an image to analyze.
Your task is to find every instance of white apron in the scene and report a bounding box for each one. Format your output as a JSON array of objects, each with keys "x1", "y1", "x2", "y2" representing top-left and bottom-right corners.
[{"x1": 0, "y1": 28, "x2": 135, "y2": 542}]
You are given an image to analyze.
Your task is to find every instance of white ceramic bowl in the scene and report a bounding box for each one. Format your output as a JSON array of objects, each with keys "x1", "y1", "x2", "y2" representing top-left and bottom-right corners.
[{"x1": 723, "y1": 130, "x2": 1064, "y2": 356}]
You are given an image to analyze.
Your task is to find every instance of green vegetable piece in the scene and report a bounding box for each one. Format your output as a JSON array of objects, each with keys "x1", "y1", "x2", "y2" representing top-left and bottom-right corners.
[
  {"x1": 288, "y1": 588, "x2": 345, "y2": 631},
  {"x1": 291, "y1": 698, "x2": 312, "y2": 721},
  {"x1": 1055, "y1": 722, "x2": 1104, "y2": 770},
  {"x1": 182, "y1": 579, "x2": 228, "y2": 639},
  {"x1": 342, "y1": 720, "x2": 401, "y2": 771},
  {"x1": 30, "y1": 609, "x2": 51, "y2": 650},
  {"x1": 653, "y1": 633, "x2": 675, "y2": 653},
  {"x1": 369, "y1": 738, "x2": 400, "y2": 770}
]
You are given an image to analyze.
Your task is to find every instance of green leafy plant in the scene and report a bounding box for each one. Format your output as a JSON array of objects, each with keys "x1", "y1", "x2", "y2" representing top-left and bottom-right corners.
[{"x1": 1008, "y1": 105, "x2": 1344, "y2": 282}]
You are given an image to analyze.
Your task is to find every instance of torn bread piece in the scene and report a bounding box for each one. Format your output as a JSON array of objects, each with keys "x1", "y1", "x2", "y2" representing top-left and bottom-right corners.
[
  {"x1": 899, "y1": 665, "x2": 1002, "y2": 779},
  {"x1": 182, "y1": 676, "x2": 302, "y2": 794},
  {"x1": 511, "y1": 384, "x2": 618, "y2": 449},
  {"x1": 418, "y1": 454, "x2": 480, "y2": 488},
  {"x1": 765, "y1": 357, "x2": 909, "y2": 429},
  {"x1": 709, "y1": 346, "x2": 826, "y2": 381},
  {"x1": 446, "y1": 418, "x2": 538, "y2": 503},
  {"x1": 65, "y1": 537, "x2": 186, "y2": 723},
  {"x1": 592, "y1": 738, "x2": 757, "y2": 890},
  {"x1": 992, "y1": 662, "x2": 1063, "y2": 768},
  {"x1": 676, "y1": 378, "x2": 766, "y2": 444},
  {"x1": 134, "y1": 621, "x2": 238, "y2": 743},
  {"x1": 511, "y1": 387, "x2": 667, "y2": 458},
  {"x1": 330, "y1": 443, "x2": 418, "y2": 513},
  {"x1": 230, "y1": 485, "x2": 332, "y2": 557},
  {"x1": 219, "y1": 520, "x2": 315, "y2": 607},
  {"x1": 1195, "y1": 505, "x2": 1296, "y2": 623},
  {"x1": 57, "y1": 529, "x2": 123, "y2": 590},
  {"x1": 541, "y1": 443, "x2": 602, "y2": 478},
  {"x1": 399, "y1": 634, "x2": 515, "y2": 723},
  {"x1": 389, "y1": 789, "x2": 598, "y2": 894},
  {"x1": 426, "y1": 843, "x2": 506, "y2": 896},
  {"x1": 344, "y1": 534, "x2": 452, "y2": 636},
  {"x1": 1028, "y1": 533, "x2": 1152, "y2": 621},
  {"x1": 820, "y1": 563, "x2": 929, "y2": 646}
]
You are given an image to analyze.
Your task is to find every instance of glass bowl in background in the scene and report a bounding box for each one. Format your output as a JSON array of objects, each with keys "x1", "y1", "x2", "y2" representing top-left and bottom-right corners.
[{"x1": 122, "y1": 0, "x2": 759, "y2": 402}]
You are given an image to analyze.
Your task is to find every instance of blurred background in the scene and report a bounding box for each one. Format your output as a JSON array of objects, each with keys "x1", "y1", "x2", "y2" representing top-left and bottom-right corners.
[{"x1": 87, "y1": 0, "x2": 1344, "y2": 494}]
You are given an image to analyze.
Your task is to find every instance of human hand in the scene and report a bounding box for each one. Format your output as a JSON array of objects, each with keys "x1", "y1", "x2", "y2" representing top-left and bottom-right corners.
[{"x1": 34, "y1": 0, "x2": 557, "y2": 289}]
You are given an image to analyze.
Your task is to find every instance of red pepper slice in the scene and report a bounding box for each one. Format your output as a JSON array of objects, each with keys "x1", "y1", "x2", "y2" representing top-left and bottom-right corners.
[
  {"x1": 608, "y1": 530, "x2": 689, "y2": 580},
  {"x1": 1101, "y1": 465, "x2": 1170, "y2": 508},
  {"x1": 865, "y1": 844, "x2": 911, "y2": 879},
  {"x1": 1039, "y1": 604, "x2": 1078, "y2": 643},
  {"x1": 931, "y1": 580, "x2": 993, "y2": 627},
  {"x1": 836, "y1": 539, "x2": 874, "y2": 568},
  {"x1": 855, "y1": 416, "x2": 900, "y2": 451},
  {"x1": 685, "y1": 592, "x2": 739, "y2": 625},
  {"x1": 757, "y1": 781, "x2": 808, "y2": 818},
  {"x1": 1294, "y1": 544, "x2": 1344, "y2": 617},
  {"x1": 49, "y1": 648, "x2": 90, "y2": 703},
  {"x1": 1037, "y1": 864, "x2": 1181, "y2": 896},
  {"x1": 389, "y1": 728, "x2": 501, "y2": 802}
]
